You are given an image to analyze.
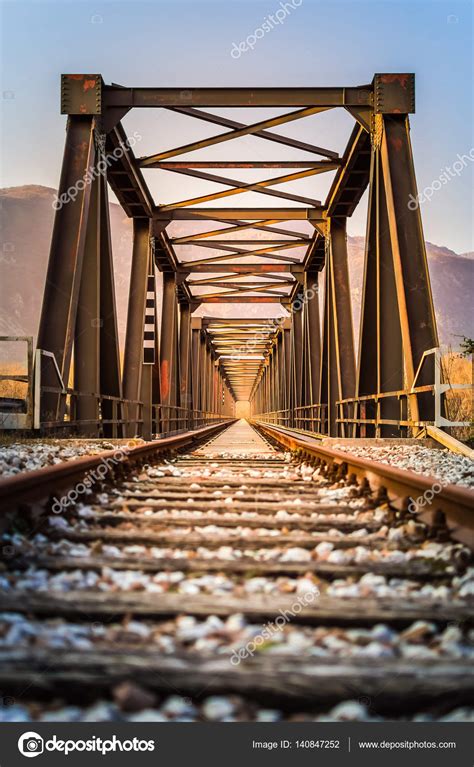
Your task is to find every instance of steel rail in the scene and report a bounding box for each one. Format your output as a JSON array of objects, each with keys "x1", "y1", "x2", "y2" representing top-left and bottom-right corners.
[
  {"x1": 252, "y1": 421, "x2": 474, "y2": 548},
  {"x1": 0, "y1": 420, "x2": 235, "y2": 512}
]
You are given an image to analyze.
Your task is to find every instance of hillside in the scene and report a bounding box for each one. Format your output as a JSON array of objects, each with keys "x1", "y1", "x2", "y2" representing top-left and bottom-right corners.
[{"x1": 0, "y1": 185, "x2": 472, "y2": 350}]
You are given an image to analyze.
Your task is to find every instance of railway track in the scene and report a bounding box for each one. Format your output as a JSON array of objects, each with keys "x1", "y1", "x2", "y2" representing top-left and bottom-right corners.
[{"x1": 0, "y1": 420, "x2": 473, "y2": 723}]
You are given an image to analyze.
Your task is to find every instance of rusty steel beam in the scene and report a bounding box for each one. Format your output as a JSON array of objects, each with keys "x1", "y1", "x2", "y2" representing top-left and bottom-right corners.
[
  {"x1": 141, "y1": 107, "x2": 334, "y2": 166},
  {"x1": 123, "y1": 219, "x2": 151, "y2": 436},
  {"x1": 156, "y1": 208, "x2": 324, "y2": 221},
  {"x1": 179, "y1": 302, "x2": 193, "y2": 420},
  {"x1": 379, "y1": 116, "x2": 438, "y2": 423},
  {"x1": 167, "y1": 106, "x2": 340, "y2": 159},
  {"x1": 157, "y1": 167, "x2": 324, "y2": 209},
  {"x1": 152, "y1": 161, "x2": 340, "y2": 169},
  {"x1": 171, "y1": 218, "x2": 309, "y2": 243},
  {"x1": 191, "y1": 318, "x2": 202, "y2": 411},
  {"x1": 174, "y1": 240, "x2": 309, "y2": 246},
  {"x1": 98, "y1": 172, "x2": 123, "y2": 436},
  {"x1": 74, "y1": 172, "x2": 100, "y2": 435},
  {"x1": 180, "y1": 264, "x2": 300, "y2": 274},
  {"x1": 103, "y1": 84, "x2": 373, "y2": 108},
  {"x1": 320, "y1": 219, "x2": 356, "y2": 436},
  {"x1": 37, "y1": 116, "x2": 96, "y2": 422},
  {"x1": 200, "y1": 296, "x2": 285, "y2": 303},
  {"x1": 356, "y1": 149, "x2": 404, "y2": 437},
  {"x1": 160, "y1": 273, "x2": 180, "y2": 431},
  {"x1": 305, "y1": 270, "x2": 322, "y2": 408}
]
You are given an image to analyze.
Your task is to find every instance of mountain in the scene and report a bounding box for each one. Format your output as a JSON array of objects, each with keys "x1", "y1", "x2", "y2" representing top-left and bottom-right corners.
[
  {"x1": 346, "y1": 236, "x2": 474, "y2": 346},
  {"x1": 0, "y1": 185, "x2": 472, "y2": 354}
]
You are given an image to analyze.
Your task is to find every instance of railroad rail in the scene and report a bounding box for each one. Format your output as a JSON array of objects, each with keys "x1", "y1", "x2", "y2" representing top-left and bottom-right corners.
[{"x1": 0, "y1": 420, "x2": 473, "y2": 721}]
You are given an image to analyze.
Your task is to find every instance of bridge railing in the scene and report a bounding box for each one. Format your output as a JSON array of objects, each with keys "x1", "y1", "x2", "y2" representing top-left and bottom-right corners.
[
  {"x1": 252, "y1": 405, "x2": 327, "y2": 435},
  {"x1": 336, "y1": 347, "x2": 473, "y2": 438},
  {"x1": 0, "y1": 340, "x2": 232, "y2": 438},
  {"x1": 0, "y1": 336, "x2": 34, "y2": 430},
  {"x1": 153, "y1": 404, "x2": 233, "y2": 438}
]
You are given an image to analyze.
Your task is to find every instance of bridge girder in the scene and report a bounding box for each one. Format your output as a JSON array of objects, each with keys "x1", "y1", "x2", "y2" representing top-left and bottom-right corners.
[{"x1": 37, "y1": 73, "x2": 437, "y2": 436}]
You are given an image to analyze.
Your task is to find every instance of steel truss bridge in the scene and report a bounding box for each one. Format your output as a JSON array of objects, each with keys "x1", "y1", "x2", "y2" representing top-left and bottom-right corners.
[{"x1": 1, "y1": 73, "x2": 468, "y2": 441}]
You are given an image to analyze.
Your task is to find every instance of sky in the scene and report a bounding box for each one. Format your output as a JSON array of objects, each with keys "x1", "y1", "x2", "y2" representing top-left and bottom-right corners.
[{"x1": 0, "y1": 0, "x2": 473, "y2": 253}]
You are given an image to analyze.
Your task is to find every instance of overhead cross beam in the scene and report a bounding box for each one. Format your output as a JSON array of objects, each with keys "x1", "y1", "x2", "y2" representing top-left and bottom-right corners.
[{"x1": 43, "y1": 73, "x2": 429, "y2": 436}]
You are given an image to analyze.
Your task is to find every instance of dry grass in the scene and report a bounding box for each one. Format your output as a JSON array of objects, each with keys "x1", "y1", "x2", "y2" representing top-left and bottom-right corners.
[
  {"x1": 0, "y1": 362, "x2": 27, "y2": 399},
  {"x1": 441, "y1": 352, "x2": 473, "y2": 443}
]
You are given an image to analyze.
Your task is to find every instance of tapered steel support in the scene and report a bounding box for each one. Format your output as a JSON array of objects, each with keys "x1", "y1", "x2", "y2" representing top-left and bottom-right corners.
[
  {"x1": 212, "y1": 361, "x2": 219, "y2": 415},
  {"x1": 290, "y1": 302, "x2": 304, "y2": 427},
  {"x1": 160, "y1": 272, "x2": 180, "y2": 433},
  {"x1": 281, "y1": 320, "x2": 292, "y2": 417},
  {"x1": 123, "y1": 218, "x2": 151, "y2": 438},
  {"x1": 356, "y1": 116, "x2": 438, "y2": 436},
  {"x1": 191, "y1": 318, "x2": 202, "y2": 414},
  {"x1": 320, "y1": 219, "x2": 356, "y2": 436},
  {"x1": 199, "y1": 331, "x2": 208, "y2": 413},
  {"x1": 74, "y1": 172, "x2": 100, "y2": 435},
  {"x1": 37, "y1": 116, "x2": 96, "y2": 422},
  {"x1": 179, "y1": 301, "x2": 192, "y2": 426},
  {"x1": 356, "y1": 149, "x2": 403, "y2": 436},
  {"x1": 303, "y1": 270, "x2": 321, "y2": 431},
  {"x1": 379, "y1": 115, "x2": 438, "y2": 424},
  {"x1": 98, "y1": 173, "x2": 123, "y2": 437}
]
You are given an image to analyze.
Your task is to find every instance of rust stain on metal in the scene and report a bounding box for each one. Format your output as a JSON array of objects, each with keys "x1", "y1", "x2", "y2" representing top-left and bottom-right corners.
[
  {"x1": 83, "y1": 79, "x2": 96, "y2": 92},
  {"x1": 161, "y1": 360, "x2": 170, "y2": 399},
  {"x1": 380, "y1": 74, "x2": 410, "y2": 88},
  {"x1": 73, "y1": 141, "x2": 88, "y2": 172}
]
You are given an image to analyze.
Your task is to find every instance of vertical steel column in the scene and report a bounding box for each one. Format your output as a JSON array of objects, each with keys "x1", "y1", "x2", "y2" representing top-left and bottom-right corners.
[
  {"x1": 320, "y1": 220, "x2": 356, "y2": 436},
  {"x1": 123, "y1": 218, "x2": 150, "y2": 437},
  {"x1": 357, "y1": 148, "x2": 404, "y2": 437},
  {"x1": 98, "y1": 173, "x2": 123, "y2": 437},
  {"x1": 37, "y1": 116, "x2": 96, "y2": 422},
  {"x1": 305, "y1": 270, "x2": 321, "y2": 429},
  {"x1": 74, "y1": 172, "x2": 100, "y2": 435},
  {"x1": 199, "y1": 330, "x2": 207, "y2": 414},
  {"x1": 282, "y1": 320, "x2": 292, "y2": 423},
  {"x1": 331, "y1": 219, "x2": 356, "y2": 436},
  {"x1": 160, "y1": 272, "x2": 179, "y2": 433},
  {"x1": 320, "y1": 257, "x2": 336, "y2": 436},
  {"x1": 276, "y1": 329, "x2": 284, "y2": 416},
  {"x1": 179, "y1": 301, "x2": 192, "y2": 427},
  {"x1": 191, "y1": 317, "x2": 202, "y2": 416},
  {"x1": 380, "y1": 115, "x2": 439, "y2": 424},
  {"x1": 290, "y1": 302, "x2": 303, "y2": 427}
]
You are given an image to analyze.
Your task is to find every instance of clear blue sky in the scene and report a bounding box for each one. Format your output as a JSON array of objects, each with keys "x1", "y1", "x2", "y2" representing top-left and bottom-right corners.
[{"x1": 1, "y1": 0, "x2": 473, "y2": 252}]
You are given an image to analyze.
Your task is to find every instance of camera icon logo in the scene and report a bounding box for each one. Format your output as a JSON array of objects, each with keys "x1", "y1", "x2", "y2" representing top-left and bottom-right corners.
[{"x1": 18, "y1": 732, "x2": 44, "y2": 758}]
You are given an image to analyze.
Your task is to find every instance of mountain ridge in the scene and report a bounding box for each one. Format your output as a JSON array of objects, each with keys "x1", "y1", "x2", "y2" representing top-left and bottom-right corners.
[{"x1": 1, "y1": 185, "x2": 472, "y2": 349}]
